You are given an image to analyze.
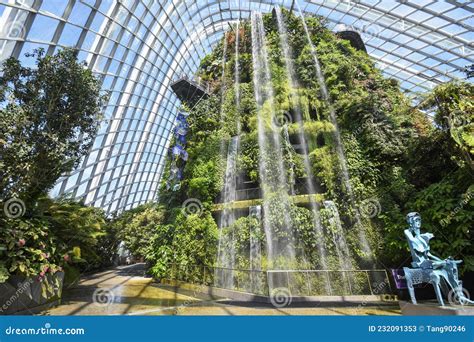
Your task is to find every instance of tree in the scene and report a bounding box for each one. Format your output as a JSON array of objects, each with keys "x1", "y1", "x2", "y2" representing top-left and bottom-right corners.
[
  {"x1": 419, "y1": 81, "x2": 474, "y2": 171},
  {"x1": 111, "y1": 203, "x2": 166, "y2": 259},
  {"x1": 0, "y1": 48, "x2": 107, "y2": 206}
]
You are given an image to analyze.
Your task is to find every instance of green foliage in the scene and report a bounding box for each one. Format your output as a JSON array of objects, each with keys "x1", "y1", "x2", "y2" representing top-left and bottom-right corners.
[
  {"x1": 136, "y1": 9, "x2": 474, "y2": 281},
  {"x1": 149, "y1": 211, "x2": 218, "y2": 280},
  {"x1": 147, "y1": 224, "x2": 175, "y2": 278},
  {"x1": 238, "y1": 132, "x2": 260, "y2": 182},
  {"x1": 0, "y1": 197, "x2": 109, "y2": 281},
  {"x1": 230, "y1": 216, "x2": 264, "y2": 267},
  {"x1": 0, "y1": 48, "x2": 107, "y2": 204},
  {"x1": 0, "y1": 262, "x2": 9, "y2": 283},
  {"x1": 110, "y1": 203, "x2": 165, "y2": 259},
  {"x1": 407, "y1": 172, "x2": 474, "y2": 272},
  {"x1": 0, "y1": 49, "x2": 112, "y2": 282},
  {"x1": 1, "y1": 217, "x2": 58, "y2": 278},
  {"x1": 420, "y1": 81, "x2": 474, "y2": 169},
  {"x1": 172, "y1": 212, "x2": 218, "y2": 266},
  {"x1": 186, "y1": 137, "x2": 224, "y2": 204},
  {"x1": 43, "y1": 197, "x2": 107, "y2": 265}
]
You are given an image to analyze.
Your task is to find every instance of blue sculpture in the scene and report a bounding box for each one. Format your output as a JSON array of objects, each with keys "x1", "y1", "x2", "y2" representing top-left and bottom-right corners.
[
  {"x1": 166, "y1": 111, "x2": 189, "y2": 191},
  {"x1": 403, "y1": 212, "x2": 473, "y2": 306},
  {"x1": 171, "y1": 145, "x2": 189, "y2": 161}
]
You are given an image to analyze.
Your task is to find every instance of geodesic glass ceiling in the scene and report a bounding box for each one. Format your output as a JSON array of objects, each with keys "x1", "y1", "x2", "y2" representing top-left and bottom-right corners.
[{"x1": 0, "y1": 0, "x2": 472, "y2": 214}]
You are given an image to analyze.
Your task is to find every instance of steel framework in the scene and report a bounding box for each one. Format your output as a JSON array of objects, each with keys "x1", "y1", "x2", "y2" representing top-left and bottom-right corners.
[{"x1": 0, "y1": 0, "x2": 472, "y2": 213}]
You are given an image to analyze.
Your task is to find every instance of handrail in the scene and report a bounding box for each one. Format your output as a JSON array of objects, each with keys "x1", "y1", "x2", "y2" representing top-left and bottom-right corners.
[
  {"x1": 166, "y1": 263, "x2": 393, "y2": 296},
  {"x1": 174, "y1": 74, "x2": 210, "y2": 92}
]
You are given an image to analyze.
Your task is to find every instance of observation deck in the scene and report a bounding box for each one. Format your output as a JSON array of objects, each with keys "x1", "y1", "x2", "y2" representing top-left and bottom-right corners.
[{"x1": 171, "y1": 74, "x2": 210, "y2": 105}]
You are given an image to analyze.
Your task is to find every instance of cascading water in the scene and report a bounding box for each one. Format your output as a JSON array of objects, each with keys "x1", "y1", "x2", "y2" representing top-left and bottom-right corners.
[
  {"x1": 234, "y1": 21, "x2": 242, "y2": 135},
  {"x1": 295, "y1": 3, "x2": 373, "y2": 259},
  {"x1": 324, "y1": 200, "x2": 354, "y2": 291},
  {"x1": 215, "y1": 33, "x2": 237, "y2": 289},
  {"x1": 215, "y1": 23, "x2": 250, "y2": 290},
  {"x1": 215, "y1": 9, "x2": 373, "y2": 294},
  {"x1": 234, "y1": 21, "x2": 263, "y2": 291},
  {"x1": 249, "y1": 205, "x2": 262, "y2": 293},
  {"x1": 282, "y1": 126, "x2": 296, "y2": 196},
  {"x1": 216, "y1": 135, "x2": 240, "y2": 288},
  {"x1": 275, "y1": 8, "x2": 332, "y2": 276},
  {"x1": 251, "y1": 12, "x2": 299, "y2": 291}
]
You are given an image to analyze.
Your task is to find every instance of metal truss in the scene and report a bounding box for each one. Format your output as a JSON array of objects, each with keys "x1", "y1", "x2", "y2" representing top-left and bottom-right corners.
[{"x1": 0, "y1": 0, "x2": 472, "y2": 214}]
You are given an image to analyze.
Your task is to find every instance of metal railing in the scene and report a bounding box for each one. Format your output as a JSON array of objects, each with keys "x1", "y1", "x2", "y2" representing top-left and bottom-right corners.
[
  {"x1": 235, "y1": 188, "x2": 261, "y2": 201},
  {"x1": 167, "y1": 264, "x2": 392, "y2": 297},
  {"x1": 267, "y1": 269, "x2": 392, "y2": 297},
  {"x1": 168, "y1": 264, "x2": 268, "y2": 296},
  {"x1": 175, "y1": 74, "x2": 210, "y2": 93}
]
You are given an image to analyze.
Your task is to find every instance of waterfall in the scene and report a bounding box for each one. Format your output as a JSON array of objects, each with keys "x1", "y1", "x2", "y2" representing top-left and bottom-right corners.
[
  {"x1": 251, "y1": 12, "x2": 297, "y2": 276},
  {"x1": 215, "y1": 33, "x2": 236, "y2": 289},
  {"x1": 324, "y1": 200, "x2": 354, "y2": 292},
  {"x1": 282, "y1": 125, "x2": 296, "y2": 196},
  {"x1": 216, "y1": 135, "x2": 240, "y2": 289},
  {"x1": 295, "y1": 3, "x2": 373, "y2": 259},
  {"x1": 249, "y1": 205, "x2": 262, "y2": 293},
  {"x1": 323, "y1": 200, "x2": 353, "y2": 272},
  {"x1": 215, "y1": 23, "x2": 248, "y2": 290},
  {"x1": 234, "y1": 21, "x2": 263, "y2": 290},
  {"x1": 275, "y1": 7, "x2": 332, "y2": 274},
  {"x1": 234, "y1": 21, "x2": 241, "y2": 135}
]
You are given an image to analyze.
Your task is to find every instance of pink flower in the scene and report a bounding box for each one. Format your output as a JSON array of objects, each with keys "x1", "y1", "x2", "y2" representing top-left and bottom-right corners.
[
  {"x1": 39, "y1": 271, "x2": 45, "y2": 277},
  {"x1": 17, "y1": 239, "x2": 26, "y2": 247},
  {"x1": 63, "y1": 254, "x2": 70, "y2": 262},
  {"x1": 41, "y1": 253, "x2": 49, "y2": 259}
]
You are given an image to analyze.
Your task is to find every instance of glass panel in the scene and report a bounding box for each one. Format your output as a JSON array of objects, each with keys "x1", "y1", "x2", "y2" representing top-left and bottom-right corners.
[
  {"x1": 40, "y1": 0, "x2": 68, "y2": 17},
  {"x1": 27, "y1": 15, "x2": 59, "y2": 42}
]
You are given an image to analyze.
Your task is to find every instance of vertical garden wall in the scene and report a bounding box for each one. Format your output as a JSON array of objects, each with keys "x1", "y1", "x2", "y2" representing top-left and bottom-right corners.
[{"x1": 109, "y1": 9, "x2": 473, "y2": 295}]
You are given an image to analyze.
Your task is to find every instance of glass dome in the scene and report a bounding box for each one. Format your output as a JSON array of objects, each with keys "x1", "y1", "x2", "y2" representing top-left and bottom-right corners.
[{"x1": 0, "y1": 0, "x2": 471, "y2": 213}]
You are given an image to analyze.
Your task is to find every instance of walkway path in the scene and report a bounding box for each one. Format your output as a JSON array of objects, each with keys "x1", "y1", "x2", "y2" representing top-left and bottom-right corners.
[{"x1": 43, "y1": 264, "x2": 400, "y2": 316}]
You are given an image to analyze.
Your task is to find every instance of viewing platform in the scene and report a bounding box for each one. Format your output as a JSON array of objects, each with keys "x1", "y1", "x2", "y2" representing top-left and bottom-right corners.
[{"x1": 171, "y1": 74, "x2": 210, "y2": 105}]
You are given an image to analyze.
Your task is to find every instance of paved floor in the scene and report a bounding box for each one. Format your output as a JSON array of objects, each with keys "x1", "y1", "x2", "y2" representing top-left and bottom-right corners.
[{"x1": 42, "y1": 264, "x2": 400, "y2": 316}]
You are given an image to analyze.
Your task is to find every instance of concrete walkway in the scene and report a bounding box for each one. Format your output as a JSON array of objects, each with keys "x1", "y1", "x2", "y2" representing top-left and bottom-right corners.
[{"x1": 42, "y1": 264, "x2": 400, "y2": 316}]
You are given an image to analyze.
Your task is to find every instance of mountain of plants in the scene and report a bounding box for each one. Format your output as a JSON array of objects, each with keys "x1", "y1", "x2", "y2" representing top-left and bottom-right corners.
[
  {"x1": 113, "y1": 10, "x2": 473, "y2": 283},
  {"x1": 1, "y1": 10, "x2": 472, "y2": 294}
]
